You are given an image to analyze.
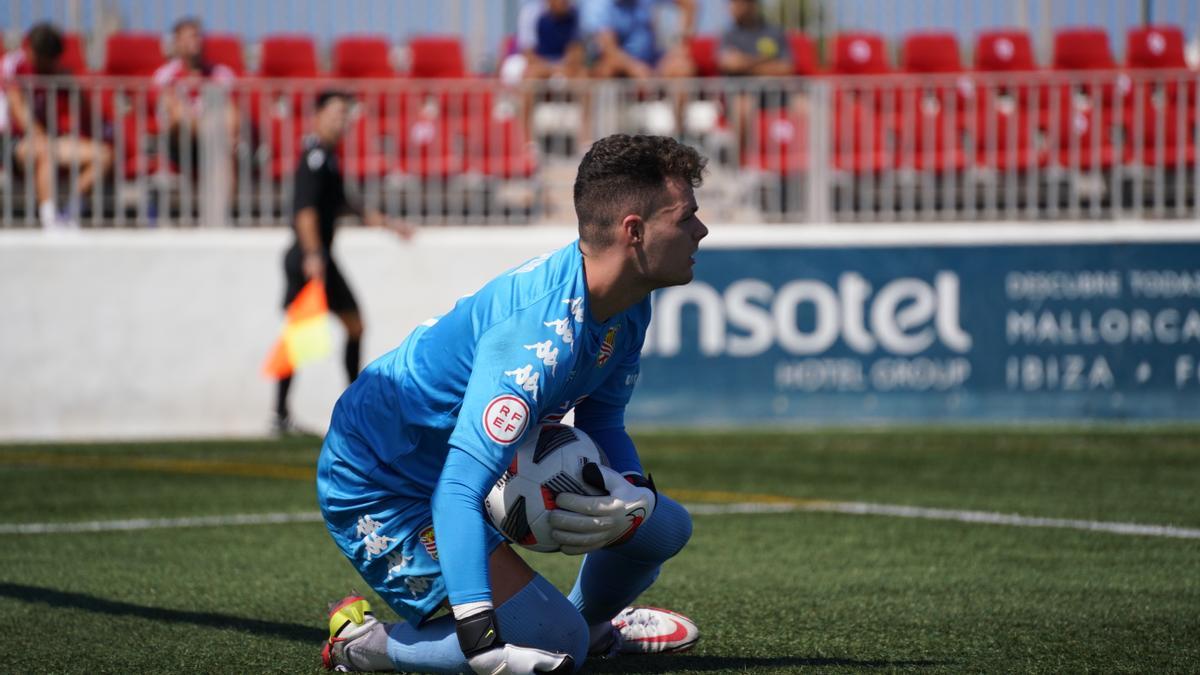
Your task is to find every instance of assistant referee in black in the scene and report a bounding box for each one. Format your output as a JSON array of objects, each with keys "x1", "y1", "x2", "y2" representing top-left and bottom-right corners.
[{"x1": 275, "y1": 90, "x2": 411, "y2": 434}]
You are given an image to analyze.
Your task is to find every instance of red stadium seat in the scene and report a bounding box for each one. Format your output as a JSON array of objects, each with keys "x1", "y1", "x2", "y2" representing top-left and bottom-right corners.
[
  {"x1": 901, "y1": 31, "x2": 973, "y2": 114},
  {"x1": 974, "y1": 30, "x2": 1048, "y2": 117},
  {"x1": 1053, "y1": 28, "x2": 1121, "y2": 109},
  {"x1": 333, "y1": 35, "x2": 394, "y2": 78},
  {"x1": 831, "y1": 32, "x2": 892, "y2": 117},
  {"x1": 256, "y1": 34, "x2": 320, "y2": 177},
  {"x1": 202, "y1": 33, "x2": 245, "y2": 75},
  {"x1": 687, "y1": 35, "x2": 719, "y2": 77},
  {"x1": 100, "y1": 33, "x2": 165, "y2": 178},
  {"x1": 1123, "y1": 25, "x2": 1195, "y2": 120},
  {"x1": 902, "y1": 32, "x2": 962, "y2": 73},
  {"x1": 1127, "y1": 25, "x2": 1187, "y2": 69},
  {"x1": 61, "y1": 33, "x2": 88, "y2": 74},
  {"x1": 1053, "y1": 27, "x2": 1116, "y2": 71},
  {"x1": 259, "y1": 34, "x2": 319, "y2": 78},
  {"x1": 408, "y1": 36, "x2": 467, "y2": 78},
  {"x1": 103, "y1": 32, "x2": 164, "y2": 76},
  {"x1": 786, "y1": 31, "x2": 819, "y2": 76},
  {"x1": 976, "y1": 30, "x2": 1037, "y2": 72},
  {"x1": 831, "y1": 32, "x2": 890, "y2": 75}
]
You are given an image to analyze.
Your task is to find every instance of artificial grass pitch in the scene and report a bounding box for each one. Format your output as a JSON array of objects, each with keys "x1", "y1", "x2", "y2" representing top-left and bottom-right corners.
[{"x1": 0, "y1": 429, "x2": 1197, "y2": 673}]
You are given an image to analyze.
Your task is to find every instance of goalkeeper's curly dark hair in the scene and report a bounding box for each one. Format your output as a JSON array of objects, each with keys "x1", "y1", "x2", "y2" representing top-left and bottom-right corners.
[{"x1": 574, "y1": 134, "x2": 706, "y2": 247}]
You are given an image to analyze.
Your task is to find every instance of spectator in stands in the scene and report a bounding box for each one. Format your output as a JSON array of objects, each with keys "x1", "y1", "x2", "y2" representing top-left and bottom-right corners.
[
  {"x1": 501, "y1": 0, "x2": 593, "y2": 151},
  {"x1": 2, "y1": 22, "x2": 113, "y2": 229},
  {"x1": 153, "y1": 17, "x2": 238, "y2": 185},
  {"x1": 516, "y1": 0, "x2": 587, "y2": 80},
  {"x1": 718, "y1": 0, "x2": 796, "y2": 148},
  {"x1": 719, "y1": 0, "x2": 792, "y2": 77},
  {"x1": 582, "y1": 0, "x2": 696, "y2": 79}
]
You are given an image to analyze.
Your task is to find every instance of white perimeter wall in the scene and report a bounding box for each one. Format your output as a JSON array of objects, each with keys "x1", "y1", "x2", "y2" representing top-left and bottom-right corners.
[{"x1": 3, "y1": 222, "x2": 1198, "y2": 441}]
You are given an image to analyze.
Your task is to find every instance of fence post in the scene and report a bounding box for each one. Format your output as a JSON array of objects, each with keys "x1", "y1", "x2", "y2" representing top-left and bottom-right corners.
[
  {"x1": 200, "y1": 84, "x2": 231, "y2": 228},
  {"x1": 805, "y1": 78, "x2": 831, "y2": 224}
]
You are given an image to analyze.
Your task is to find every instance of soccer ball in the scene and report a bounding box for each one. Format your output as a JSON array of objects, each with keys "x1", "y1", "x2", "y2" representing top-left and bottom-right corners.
[{"x1": 485, "y1": 423, "x2": 606, "y2": 552}]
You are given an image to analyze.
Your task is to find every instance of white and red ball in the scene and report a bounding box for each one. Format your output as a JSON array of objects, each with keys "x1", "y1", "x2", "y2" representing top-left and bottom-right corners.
[{"x1": 485, "y1": 423, "x2": 606, "y2": 552}]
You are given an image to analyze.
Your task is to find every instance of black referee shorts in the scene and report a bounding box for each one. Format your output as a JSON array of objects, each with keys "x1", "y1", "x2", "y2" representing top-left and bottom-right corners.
[{"x1": 282, "y1": 246, "x2": 360, "y2": 314}]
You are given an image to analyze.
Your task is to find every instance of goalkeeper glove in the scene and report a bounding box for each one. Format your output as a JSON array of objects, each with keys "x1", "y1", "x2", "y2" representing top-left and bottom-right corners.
[{"x1": 548, "y1": 462, "x2": 657, "y2": 555}]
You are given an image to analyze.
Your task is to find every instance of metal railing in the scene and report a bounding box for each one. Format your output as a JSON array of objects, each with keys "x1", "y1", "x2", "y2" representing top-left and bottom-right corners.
[{"x1": 2, "y1": 71, "x2": 1198, "y2": 228}]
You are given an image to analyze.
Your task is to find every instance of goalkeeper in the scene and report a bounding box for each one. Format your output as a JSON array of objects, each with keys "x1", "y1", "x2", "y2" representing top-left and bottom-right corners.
[{"x1": 317, "y1": 134, "x2": 707, "y2": 673}]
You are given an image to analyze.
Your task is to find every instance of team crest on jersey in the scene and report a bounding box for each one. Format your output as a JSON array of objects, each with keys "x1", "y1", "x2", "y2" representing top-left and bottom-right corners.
[
  {"x1": 418, "y1": 526, "x2": 439, "y2": 561},
  {"x1": 483, "y1": 395, "x2": 529, "y2": 444},
  {"x1": 596, "y1": 325, "x2": 620, "y2": 367}
]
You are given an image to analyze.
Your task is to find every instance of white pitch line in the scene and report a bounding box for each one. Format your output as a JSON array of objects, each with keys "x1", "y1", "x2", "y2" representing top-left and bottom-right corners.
[
  {"x1": 0, "y1": 511, "x2": 324, "y2": 534},
  {"x1": 1, "y1": 502, "x2": 1198, "y2": 540}
]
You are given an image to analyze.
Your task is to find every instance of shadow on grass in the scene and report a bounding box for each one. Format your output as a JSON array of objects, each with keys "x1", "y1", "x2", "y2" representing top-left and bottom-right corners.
[
  {"x1": 0, "y1": 582, "x2": 324, "y2": 643},
  {"x1": 586, "y1": 654, "x2": 946, "y2": 672}
]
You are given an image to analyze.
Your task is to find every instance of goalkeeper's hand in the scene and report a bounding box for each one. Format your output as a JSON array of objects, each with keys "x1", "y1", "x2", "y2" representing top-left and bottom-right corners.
[
  {"x1": 456, "y1": 608, "x2": 574, "y2": 675},
  {"x1": 548, "y1": 462, "x2": 657, "y2": 555}
]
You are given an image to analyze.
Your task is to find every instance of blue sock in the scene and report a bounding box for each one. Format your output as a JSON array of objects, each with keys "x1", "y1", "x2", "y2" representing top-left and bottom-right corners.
[
  {"x1": 386, "y1": 573, "x2": 589, "y2": 673},
  {"x1": 567, "y1": 494, "x2": 693, "y2": 627}
]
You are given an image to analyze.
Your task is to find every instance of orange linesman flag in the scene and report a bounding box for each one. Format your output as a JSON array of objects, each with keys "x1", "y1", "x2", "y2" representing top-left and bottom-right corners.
[{"x1": 262, "y1": 280, "x2": 333, "y2": 379}]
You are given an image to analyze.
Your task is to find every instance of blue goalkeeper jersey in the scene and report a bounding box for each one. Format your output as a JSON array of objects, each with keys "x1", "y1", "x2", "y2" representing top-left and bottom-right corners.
[{"x1": 326, "y1": 239, "x2": 649, "y2": 607}]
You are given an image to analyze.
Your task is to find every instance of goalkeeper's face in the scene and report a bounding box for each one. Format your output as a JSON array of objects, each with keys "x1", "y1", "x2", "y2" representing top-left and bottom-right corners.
[{"x1": 637, "y1": 178, "x2": 707, "y2": 289}]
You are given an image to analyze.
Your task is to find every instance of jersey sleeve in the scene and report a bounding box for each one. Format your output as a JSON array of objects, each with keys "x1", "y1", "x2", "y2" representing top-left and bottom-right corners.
[
  {"x1": 293, "y1": 147, "x2": 321, "y2": 214},
  {"x1": 434, "y1": 309, "x2": 569, "y2": 607}
]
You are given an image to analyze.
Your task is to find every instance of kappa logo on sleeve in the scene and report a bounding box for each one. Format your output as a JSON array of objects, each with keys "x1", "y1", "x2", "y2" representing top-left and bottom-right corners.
[
  {"x1": 483, "y1": 395, "x2": 530, "y2": 444},
  {"x1": 545, "y1": 318, "x2": 575, "y2": 347},
  {"x1": 524, "y1": 340, "x2": 559, "y2": 375},
  {"x1": 564, "y1": 297, "x2": 584, "y2": 323},
  {"x1": 504, "y1": 364, "x2": 541, "y2": 401}
]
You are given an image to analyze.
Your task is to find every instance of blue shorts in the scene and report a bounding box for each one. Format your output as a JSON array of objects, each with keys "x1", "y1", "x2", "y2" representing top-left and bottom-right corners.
[{"x1": 316, "y1": 428, "x2": 506, "y2": 625}]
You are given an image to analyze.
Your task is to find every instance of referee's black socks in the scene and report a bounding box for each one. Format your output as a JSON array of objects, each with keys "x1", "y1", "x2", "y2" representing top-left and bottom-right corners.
[{"x1": 275, "y1": 377, "x2": 292, "y2": 421}]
